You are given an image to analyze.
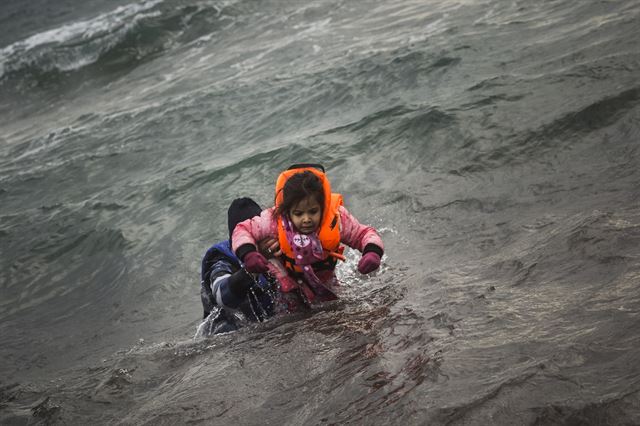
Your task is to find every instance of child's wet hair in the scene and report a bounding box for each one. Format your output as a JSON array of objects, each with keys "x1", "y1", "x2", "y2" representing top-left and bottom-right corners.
[{"x1": 274, "y1": 171, "x2": 325, "y2": 218}]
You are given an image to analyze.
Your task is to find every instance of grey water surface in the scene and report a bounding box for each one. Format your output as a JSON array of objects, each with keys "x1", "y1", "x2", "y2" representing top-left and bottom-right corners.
[{"x1": 1, "y1": 0, "x2": 640, "y2": 424}]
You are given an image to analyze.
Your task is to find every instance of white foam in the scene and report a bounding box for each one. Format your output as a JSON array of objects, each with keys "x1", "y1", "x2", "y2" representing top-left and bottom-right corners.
[{"x1": 0, "y1": 0, "x2": 164, "y2": 76}]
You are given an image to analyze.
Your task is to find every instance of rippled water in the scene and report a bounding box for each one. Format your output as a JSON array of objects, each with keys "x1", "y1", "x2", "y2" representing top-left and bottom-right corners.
[{"x1": 1, "y1": 0, "x2": 640, "y2": 424}]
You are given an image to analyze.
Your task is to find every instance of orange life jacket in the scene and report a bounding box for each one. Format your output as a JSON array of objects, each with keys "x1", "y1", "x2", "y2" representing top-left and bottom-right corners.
[{"x1": 275, "y1": 165, "x2": 345, "y2": 273}]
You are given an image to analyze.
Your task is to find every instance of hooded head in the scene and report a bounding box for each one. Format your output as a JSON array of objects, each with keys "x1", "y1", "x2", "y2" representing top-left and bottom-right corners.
[{"x1": 227, "y1": 197, "x2": 262, "y2": 243}]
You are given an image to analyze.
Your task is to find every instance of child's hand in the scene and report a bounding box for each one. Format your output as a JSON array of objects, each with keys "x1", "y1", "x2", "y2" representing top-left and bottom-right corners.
[
  {"x1": 358, "y1": 252, "x2": 381, "y2": 274},
  {"x1": 258, "y1": 237, "x2": 282, "y2": 258},
  {"x1": 243, "y1": 251, "x2": 269, "y2": 273}
]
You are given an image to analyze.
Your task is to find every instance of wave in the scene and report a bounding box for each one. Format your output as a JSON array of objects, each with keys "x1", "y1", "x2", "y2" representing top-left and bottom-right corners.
[
  {"x1": 0, "y1": 0, "x2": 240, "y2": 87},
  {"x1": 452, "y1": 85, "x2": 640, "y2": 175}
]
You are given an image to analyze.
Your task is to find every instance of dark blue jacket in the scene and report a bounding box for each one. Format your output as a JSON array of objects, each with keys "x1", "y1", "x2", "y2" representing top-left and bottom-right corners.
[{"x1": 200, "y1": 240, "x2": 276, "y2": 327}]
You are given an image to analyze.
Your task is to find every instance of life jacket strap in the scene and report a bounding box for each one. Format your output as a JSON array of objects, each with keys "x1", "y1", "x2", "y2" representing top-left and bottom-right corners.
[{"x1": 280, "y1": 254, "x2": 338, "y2": 275}]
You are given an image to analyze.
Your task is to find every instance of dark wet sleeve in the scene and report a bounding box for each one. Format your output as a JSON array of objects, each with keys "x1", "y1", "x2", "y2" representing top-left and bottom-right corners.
[
  {"x1": 211, "y1": 267, "x2": 254, "y2": 309},
  {"x1": 201, "y1": 254, "x2": 234, "y2": 317},
  {"x1": 202, "y1": 247, "x2": 228, "y2": 284}
]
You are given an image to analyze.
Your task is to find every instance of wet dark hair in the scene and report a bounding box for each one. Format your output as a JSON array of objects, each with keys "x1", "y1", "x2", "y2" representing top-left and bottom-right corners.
[
  {"x1": 274, "y1": 171, "x2": 325, "y2": 218},
  {"x1": 227, "y1": 197, "x2": 261, "y2": 241}
]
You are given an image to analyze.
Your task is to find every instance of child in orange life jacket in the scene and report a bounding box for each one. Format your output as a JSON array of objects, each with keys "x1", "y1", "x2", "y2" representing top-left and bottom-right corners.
[{"x1": 232, "y1": 164, "x2": 384, "y2": 302}]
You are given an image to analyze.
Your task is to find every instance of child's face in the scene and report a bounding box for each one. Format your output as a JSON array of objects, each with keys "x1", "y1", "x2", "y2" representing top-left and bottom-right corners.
[{"x1": 289, "y1": 195, "x2": 322, "y2": 234}]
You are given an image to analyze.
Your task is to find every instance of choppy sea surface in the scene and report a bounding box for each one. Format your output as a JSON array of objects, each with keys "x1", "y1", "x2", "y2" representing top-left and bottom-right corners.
[{"x1": 1, "y1": 0, "x2": 640, "y2": 424}]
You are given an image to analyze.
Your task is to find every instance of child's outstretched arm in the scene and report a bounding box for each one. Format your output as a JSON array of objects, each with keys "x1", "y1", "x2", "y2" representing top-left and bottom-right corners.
[{"x1": 338, "y1": 205, "x2": 384, "y2": 273}]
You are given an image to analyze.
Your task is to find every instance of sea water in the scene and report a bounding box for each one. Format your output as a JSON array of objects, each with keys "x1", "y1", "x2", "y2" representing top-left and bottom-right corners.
[{"x1": 1, "y1": 0, "x2": 639, "y2": 424}]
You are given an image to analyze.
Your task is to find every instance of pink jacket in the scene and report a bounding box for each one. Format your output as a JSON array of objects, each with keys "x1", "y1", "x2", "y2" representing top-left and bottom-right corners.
[{"x1": 232, "y1": 205, "x2": 383, "y2": 255}]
